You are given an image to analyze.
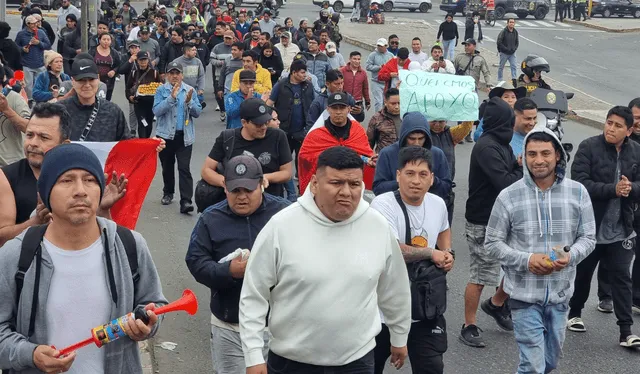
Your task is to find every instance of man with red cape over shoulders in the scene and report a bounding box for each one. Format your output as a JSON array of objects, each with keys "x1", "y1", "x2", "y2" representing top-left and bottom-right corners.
[{"x1": 298, "y1": 92, "x2": 378, "y2": 194}]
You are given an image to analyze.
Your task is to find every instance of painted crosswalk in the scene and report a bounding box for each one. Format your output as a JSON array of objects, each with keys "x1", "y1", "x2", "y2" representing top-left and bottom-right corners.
[{"x1": 436, "y1": 19, "x2": 573, "y2": 29}]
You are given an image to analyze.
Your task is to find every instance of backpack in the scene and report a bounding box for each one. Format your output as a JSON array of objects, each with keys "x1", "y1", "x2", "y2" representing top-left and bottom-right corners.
[{"x1": 14, "y1": 224, "x2": 139, "y2": 338}]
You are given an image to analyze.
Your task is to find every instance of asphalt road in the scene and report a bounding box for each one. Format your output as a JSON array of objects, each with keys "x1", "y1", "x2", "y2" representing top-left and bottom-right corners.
[{"x1": 4, "y1": 4, "x2": 640, "y2": 373}]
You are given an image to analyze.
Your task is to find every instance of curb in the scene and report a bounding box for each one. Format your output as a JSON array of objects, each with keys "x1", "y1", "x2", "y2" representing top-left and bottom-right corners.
[
  {"x1": 562, "y1": 19, "x2": 640, "y2": 33},
  {"x1": 343, "y1": 36, "x2": 602, "y2": 128},
  {"x1": 139, "y1": 340, "x2": 154, "y2": 374},
  {"x1": 6, "y1": 10, "x2": 58, "y2": 18}
]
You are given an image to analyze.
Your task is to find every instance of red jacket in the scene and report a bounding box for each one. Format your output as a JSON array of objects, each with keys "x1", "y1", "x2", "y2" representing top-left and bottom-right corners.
[
  {"x1": 378, "y1": 58, "x2": 411, "y2": 92},
  {"x1": 340, "y1": 63, "x2": 370, "y2": 105}
]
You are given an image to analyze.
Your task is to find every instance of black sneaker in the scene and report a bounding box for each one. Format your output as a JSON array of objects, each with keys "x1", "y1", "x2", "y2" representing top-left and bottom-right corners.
[
  {"x1": 459, "y1": 324, "x2": 486, "y2": 348},
  {"x1": 598, "y1": 299, "x2": 614, "y2": 313},
  {"x1": 161, "y1": 194, "x2": 173, "y2": 205},
  {"x1": 180, "y1": 201, "x2": 194, "y2": 214},
  {"x1": 481, "y1": 298, "x2": 514, "y2": 331}
]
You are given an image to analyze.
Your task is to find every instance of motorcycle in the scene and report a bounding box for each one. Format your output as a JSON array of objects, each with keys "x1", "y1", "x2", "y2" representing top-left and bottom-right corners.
[
  {"x1": 248, "y1": 3, "x2": 280, "y2": 19},
  {"x1": 529, "y1": 88, "x2": 575, "y2": 160}
]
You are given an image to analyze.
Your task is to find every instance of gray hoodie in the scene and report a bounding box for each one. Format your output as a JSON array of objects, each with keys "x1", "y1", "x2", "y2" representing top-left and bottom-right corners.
[
  {"x1": 172, "y1": 55, "x2": 206, "y2": 92},
  {"x1": 365, "y1": 50, "x2": 393, "y2": 84},
  {"x1": 0, "y1": 218, "x2": 167, "y2": 374}
]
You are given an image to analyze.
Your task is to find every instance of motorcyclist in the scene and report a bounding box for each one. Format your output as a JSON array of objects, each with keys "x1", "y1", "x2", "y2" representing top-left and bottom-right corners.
[
  {"x1": 313, "y1": 9, "x2": 333, "y2": 35},
  {"x1": 226, "y1": 1, "x2": 239, "y2": 19},
  {"x1": 517, "y1": 54, "x2": 552, "y2": 94}
]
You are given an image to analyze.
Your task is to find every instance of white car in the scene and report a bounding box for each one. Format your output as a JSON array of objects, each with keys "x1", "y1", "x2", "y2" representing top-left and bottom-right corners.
[{"x1": 312, "y1": 0, "x2": 431, "y2": 12}]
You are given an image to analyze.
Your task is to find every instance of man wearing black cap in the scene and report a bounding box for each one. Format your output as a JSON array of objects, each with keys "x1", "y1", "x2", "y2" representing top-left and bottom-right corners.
[
  {"x1": 225, "y1": 70, "x2": 263, "y2": 129},
  {"x1": 378, "y1": 47, "x2": 411, "y2": 93},
  {"x1": 187, "y1": 154, "x2": 290, "y2": 374},
  {"x1": 0, "y1": 142, "x2": 167, "y2": 374},
  {"x1": 127, "y1": 51, "x2": 163, "y2": 139},
  {"x1": 454, "y1": 38, "x2": 491, "y2": 91},
  {"x1": 202, "y1": 98, "x2": 292, "y2": 198},
  {"x1": 127, "y1": 15, "x2": 148, "y2": 42},
  {"x1": 137, "y1": 25, "x2": 161, "y2": 68},
  {"x1": 190, "y1": 31, "x2": 211, "y2": 70},
  {"x1": 153, "y1": 61, "x2": 202, "y2": 213}
]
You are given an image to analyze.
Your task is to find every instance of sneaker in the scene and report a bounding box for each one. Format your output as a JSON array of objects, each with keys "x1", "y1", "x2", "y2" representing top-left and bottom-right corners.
[
  {"x1": 465, "y1": 134, "x2": 473, "y2": 143},
  {"x1": 481, "y1": 298, "x2": 514, "y2": 331},
  {"x1": 567, "y1": 317, "x2": 586, "y2": 332},
  {"x1": 619, "y1": 334, "x2": 640, "y2": 348},
  {"x1": 633, "y1": 304, "x2": 640, "y2": 314},
  {"x1": 459, "y1": 324, "x2": 486, "y2": 348},
  {"x1": 220, "y1": 112, "x2": 226, "y2": 121},
  {"x1": 597, "y1": 299, "x2": 614, "y2": 313},
  {"x1": 215, "y1": 105, "x2": 220, "y2": 111},
  {"x1": 161, "y1": 194, "x2": 173, "y2": 205},
  {"x1": 180, "y1": 201, "x2": 194, "y2": 214}
]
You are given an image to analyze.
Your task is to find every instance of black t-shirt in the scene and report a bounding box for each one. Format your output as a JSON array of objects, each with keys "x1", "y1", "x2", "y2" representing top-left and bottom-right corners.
[{"x1": 208, "y1": 128, "x2": 293, "y2": 197}]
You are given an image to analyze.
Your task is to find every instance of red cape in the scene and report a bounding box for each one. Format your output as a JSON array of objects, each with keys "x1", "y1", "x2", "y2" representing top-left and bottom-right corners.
[{"x1": 298, "y1": 121, "x2": 374, "y2": 194}]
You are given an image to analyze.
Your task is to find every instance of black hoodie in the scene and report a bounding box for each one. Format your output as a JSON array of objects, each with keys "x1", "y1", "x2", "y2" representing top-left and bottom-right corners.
[
  {"x1": 0, "y1": 22, "x2": 22, "y2": 71},
  {"x1": 466, "y1": 97, "x2": 523, "y2": 225}
]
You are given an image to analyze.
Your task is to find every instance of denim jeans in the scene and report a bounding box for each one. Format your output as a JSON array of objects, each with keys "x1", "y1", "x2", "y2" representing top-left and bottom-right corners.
[
  {"x1": 498, "y1": 53, "x2": 518, "y2": 81},
  {"x1": 284, "y1": 179, "x2": 298, "y2": 202},
  {"x1": 511, "y1": 301, "x2": 568, "y2": 374},
  {"x1": 442, "y1": 39, "x2": 455, "y2": 61}
]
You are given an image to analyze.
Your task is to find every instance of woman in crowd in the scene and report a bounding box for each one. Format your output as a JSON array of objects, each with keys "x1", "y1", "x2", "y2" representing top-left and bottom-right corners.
[
  {"x1": 90, "y1": 32, "x2": 122, "y2": 101},
  {"x1": 259, "y1": 42, "x2": 284, "y2": 86}
]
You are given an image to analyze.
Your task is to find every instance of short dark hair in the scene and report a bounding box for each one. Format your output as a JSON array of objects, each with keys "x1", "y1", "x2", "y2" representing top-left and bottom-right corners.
[
  {"x1": 232, "y1": 41, "x2": 245, "y2": 50},
  {"x1": 172, "y1": 27, "x2": 184, "y2": 36},
  {"x1": 446, "y1": 13, "x2": 454, "y2": 19},
  {"x1": 430, "y1": 45, "x2": 442, "y2": 53},
  {"x1": 183, "y1": 42, "x2": 196, "y2": 50},
  {"x1": 317, "y1": 146, "x2": 364, "y2": 171},
  {"x1": 260, "y1": 31, "x2": 271, "y2": 39},
  {"x1": 629, "y1": 97, "x2": 640, "y2": 111},
  {"x1": 31, "y1": 103, "x2": 71, "y2": 141},
  {"x1": 412, "y1": 37, "x2": 421, "y2": 42},
  {"x1": 388, "y1": 34, "x2": 398, "y2": 40},
  {"x1": 349, "y1": 51, "x2": 361, "y2": 58},
  {"x1": 174, "y1": 15, "x2": 182, "y2": 21},
  {"x1": 607, "y1": 106, "x2": 634, "y2": 129},
  {"x1": 385, "y1": 88, "x2": 399, "y2": 100},
  {"x1": 398, "y1": 146, "x2": 432, "y2": 171},
  {"x1": 507, "y1": 17, "x2": 516, "y2": 22},
  {"x1": 514, "y1": 97, "x2": 537, "y2": 113},
  {"x1": 217, "y1": 21, "x2": 227, "y2": 27},
  {"x1": 319, "y1": 29, "x2": 329, "y2": 35},
  {"x1": 242, "y1": 50, "x2": 259, "y2": 61},
  {"x1": 97, "y1": 20, "x2": 109, "y2": 27},
  {"x1": 114, "y1": 14, "x2": 123, "y2": 19},
  {"x1": 326, "y1": 69, "x2": 343, "y2": 83},
  {"x1": 525, "y1": 131, "x2": 562, "y2": 155},
  {"x1": 159, "y1": 21, "x2": 169, "y2": 28}
]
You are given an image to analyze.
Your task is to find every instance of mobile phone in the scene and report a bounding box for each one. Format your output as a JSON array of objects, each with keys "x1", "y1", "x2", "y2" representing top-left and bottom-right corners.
[
  {"x1": 355, "y1": 100, "x2": 363, "y2": 107},
  {"x1": 1, "y1": 86, "x2": 10, "y2": 96},
  {"x1": 439, "y1": 56, "x2": 444, "y2": 61}
]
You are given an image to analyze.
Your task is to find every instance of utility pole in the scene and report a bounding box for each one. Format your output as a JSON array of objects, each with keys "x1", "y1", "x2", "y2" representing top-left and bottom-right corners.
[
  {"x1": 89, "y1": 0, "x2": 98, "y2": 40},
  {"x1": 0, "y1": 0, "x2": 6, "y2": 22},
  {"x1": 82, "y1": 0, "x2": 89, "y2": 51}
]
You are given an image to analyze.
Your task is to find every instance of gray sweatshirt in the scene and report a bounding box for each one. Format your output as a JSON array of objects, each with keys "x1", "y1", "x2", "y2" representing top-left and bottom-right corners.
[
  {"x1": 172, "y1": 55, "x2": 206, "y2": 92},
  {"x1": 365, "y1": 50, "x2": 394, "y2": 83},
  {"x1": 137, "y1": 37, "x2": 162, "y2": 66},
  {"x1": 0, "y1": 218, "x2": 168, "y2": 374}
]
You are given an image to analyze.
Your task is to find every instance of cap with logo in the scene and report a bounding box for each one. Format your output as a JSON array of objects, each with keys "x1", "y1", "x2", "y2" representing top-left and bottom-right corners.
[
  {"x1": 191, "y1": 31, "x2": 203, "y2": 40},
  {"x1": 240, "y1": 98, "x2": 272, "y2": 125},
  {"x1": 139, "y1": 25, "x2": 150, "y2": 33},
  {"x1": 239, "y1": 70, "x2": 257, "y2": 82},
  {"x1": 328, "y1": 92, "x2": 349, "y2": 107},
  {"x1": 224, "y1": 155, "x2": 264, "y2": 192},
  {"x1": 71, "y1": 59, "x2": 99, "y2": 80},
  {"x1": 166, "y1": 61, "x2": 183, "y2": 73},
  {"x1": 326, "y1": 42, "x2": 337, "y2": 53},
  {"x1": 128, "y1": 39, "x2": 141, "y2": 48},
  {"x1": 137, "y1": 15, "x2": 146, "y2": 21},
  {"x1": 136, "y1": 51, "x2": 150, "y2": 60},
  {"x1": 281, "y1": 31, "x2": 291, "y2": 39},
  {"x1": 462, "y1": 38, "x2": 477, "y2": 45},
  {"x1": 158, "y1": 4, "x2": 166, "y2": 9},
  {"x1": 376, "y1": 38, "x2": 388, "y2": 46}
]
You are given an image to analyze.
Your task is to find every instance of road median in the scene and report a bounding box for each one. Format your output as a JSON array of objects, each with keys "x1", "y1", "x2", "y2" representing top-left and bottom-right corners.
[
  {"x1": 341, "y1": 18, "x2": 610, "y2": 129},
  {"x1": 7, "y1": 10, "x2": 58, "y2": 18}
]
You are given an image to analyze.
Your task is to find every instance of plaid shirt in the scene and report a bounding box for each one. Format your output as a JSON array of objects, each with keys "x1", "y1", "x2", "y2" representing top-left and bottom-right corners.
[{"x1": 485, "y1": 128, "x2": 596, "y2": 305}]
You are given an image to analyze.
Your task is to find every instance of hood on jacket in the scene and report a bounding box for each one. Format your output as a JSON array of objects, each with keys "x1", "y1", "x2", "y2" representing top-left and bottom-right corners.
[
  {"x1": 399, "y1": 111, "x2": 432, "y2": 149},
  {"x1": 0, "y1": 21, "x2": 10, "y2": 39},
  {"x1": 522, "y1": 125, "x2": 568, "y2": 237},
  {"x1": 481, "y1": 96, "x2": 515, "y2": 145},
  {"x1": 297, "y1": 182, "x2": 368, "y2": 227}
]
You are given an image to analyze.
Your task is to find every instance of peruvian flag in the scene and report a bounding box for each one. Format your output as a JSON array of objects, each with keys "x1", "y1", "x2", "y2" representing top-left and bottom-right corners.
[{"x1": 76, "y1": 139, "x2": 159, "y2": 230}]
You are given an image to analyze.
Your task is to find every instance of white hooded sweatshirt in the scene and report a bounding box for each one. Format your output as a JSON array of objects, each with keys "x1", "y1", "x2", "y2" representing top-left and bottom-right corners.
[{"x1": 239, "y1": 186, "x2": 411, "y2": 367}]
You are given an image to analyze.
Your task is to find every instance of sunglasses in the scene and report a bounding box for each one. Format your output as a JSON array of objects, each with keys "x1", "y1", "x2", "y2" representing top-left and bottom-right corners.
[{"x1": 390, "y1": 41, "x2": 399, "y2": 45}]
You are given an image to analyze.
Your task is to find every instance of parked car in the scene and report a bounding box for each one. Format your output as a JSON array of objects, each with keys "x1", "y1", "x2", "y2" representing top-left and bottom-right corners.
[
  {"x1": 439, "y1": 0, "x2": 466, "y2": 15},
  {"x1": 494, "y1": 0, "x2": 550, "y2": 19},
  {"x1": 312, "y1": 0, "x2": 355, "y2": 12},
  {"x1": 382, "y1": 0, "x2": 433, "y2": 12},
  {"x1": 591, "y1": 0, "x2": 640, "y2": 18}
]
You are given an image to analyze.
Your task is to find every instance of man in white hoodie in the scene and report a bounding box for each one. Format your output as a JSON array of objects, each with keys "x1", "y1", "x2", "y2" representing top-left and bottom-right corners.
[{"x1": 240, "y1": 146, "x2": 412, "y2": 374}]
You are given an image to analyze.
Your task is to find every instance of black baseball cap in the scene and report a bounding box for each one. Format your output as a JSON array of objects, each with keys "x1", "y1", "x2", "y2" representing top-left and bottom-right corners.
[
  {"x1": 328, "y1": 92, "x2": 349, "y2": 107},
  {"x1": 240, "y1": 98, "x2": 272, "y2": 125},
  {"x1": 137, "y1": 15, "x2": 146, "y2": 21},
  {"x1": 190, "y1": 31, "x2": 203, "y2": 40},
  {"x1": 462, "y1": 38, "x2": 477, "y2": 45},
  {"x1": 224, "y1": 155, "x2": 264, "y2": 192},
  {"x1": 136, "y1": 51, "x2": 150, "y2": 60},
  {"x1": 239, "y1": 70, "x2": 257, "y2": 82},
  {"x1": 139, "y1": 25, "x2": 150, "y2": 33},
  {"x1": 128, "y1": 40, "x2": 141, "y2": 48},
  {"x1": 166, "y1": 61, "x2": 183, "y2": 73},
  {"x1": 71, "y1": 59, "x2": 99, "y2": 80}
]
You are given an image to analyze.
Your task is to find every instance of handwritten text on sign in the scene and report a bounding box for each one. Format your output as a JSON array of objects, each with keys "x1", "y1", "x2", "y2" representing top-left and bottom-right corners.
[{"x1": 399, "y1": 70, "x2": 479, "y2": 121}]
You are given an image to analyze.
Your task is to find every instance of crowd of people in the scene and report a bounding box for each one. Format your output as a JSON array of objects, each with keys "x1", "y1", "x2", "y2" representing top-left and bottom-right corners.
[{"x1": 0, "y1": 1, "x2": 640, "y2": 374}]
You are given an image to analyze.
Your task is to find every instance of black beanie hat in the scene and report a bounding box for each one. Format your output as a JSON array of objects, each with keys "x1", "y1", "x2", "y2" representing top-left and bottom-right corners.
[{"x1": 37, "y1": 143, "x2": 105, "y2": 211}]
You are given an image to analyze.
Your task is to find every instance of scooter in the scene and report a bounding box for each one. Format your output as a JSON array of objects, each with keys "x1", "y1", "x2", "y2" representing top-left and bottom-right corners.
[{"x1": 529, "y1": 88, "x2": 575, "y2": 160}]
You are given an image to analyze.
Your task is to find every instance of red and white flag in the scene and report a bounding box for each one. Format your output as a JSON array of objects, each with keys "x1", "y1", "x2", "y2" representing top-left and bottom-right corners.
[{"x1": 76, "y1": 139, "x2": 159, "y2": 230}]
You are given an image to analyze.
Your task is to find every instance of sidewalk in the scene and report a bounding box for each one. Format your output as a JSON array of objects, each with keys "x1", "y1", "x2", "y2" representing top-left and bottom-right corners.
[
  {"x1": 563, "y1": 17, "x2": 640, "y2": 33},
  {"x1": 340, "y1": 18, "x2": 610, "y2": 127}
]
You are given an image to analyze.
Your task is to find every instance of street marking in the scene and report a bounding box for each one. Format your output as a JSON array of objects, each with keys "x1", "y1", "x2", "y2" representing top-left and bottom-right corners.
[
  {"x1": 519, "y1": 35, "x2": 558, "y2": 51},
  {"x1": 540, "y1": 21, "x2": 557, "y2": 27},
  {"x1": 454, "y1": 20, "x2": 465, "y2": 27},
  {"x1": 556, "y1": 21, "x2": 573, "y2": 27},
  {"x1": 584, "y1": 60, "x2": 609, "y2": 70},
  {"x1": 483, "y1": 36, "x2": 496, "y2": 42},
  {"x1": 532, "y1": 21, "x2": 553, "y2": 27},
  {"x1": 518, "y1": 20, "x2": 535, "y2": 26}
]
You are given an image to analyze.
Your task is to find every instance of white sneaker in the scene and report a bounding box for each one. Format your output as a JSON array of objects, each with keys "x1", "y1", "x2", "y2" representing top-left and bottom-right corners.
[
  {"x1": 567, "y1": 317, "x2": 586, "y2": 332},
  {"x1": 215, "y1": 105, "x2": 220, "y2": 111}
]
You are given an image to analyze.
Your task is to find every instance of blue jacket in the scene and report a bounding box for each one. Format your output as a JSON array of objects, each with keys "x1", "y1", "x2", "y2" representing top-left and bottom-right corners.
[
  {"x1": 32, "y1": 71, "x2": 70, "y2": 103},
  {"x1": 15, "y1": 28, "x2": 51, "y2": 69},
  {"x1": 373, "y1": 112, "x2": 453, "y2": 200},
  {"x1": 306, "y1": 90, "x2": 356, "y2": 129},
  {"x1": 298, "y1": 51, "x2": 331, "y2": 88},
  {"x1": 224, "y1": 90, "x2": 261, "y2": 129},
  {"x1": 153, "y1": 81, "x2": 202, "y2": 146},
  {"x1": 185, "y1": 194, "x2": 290, "y2": 323}
]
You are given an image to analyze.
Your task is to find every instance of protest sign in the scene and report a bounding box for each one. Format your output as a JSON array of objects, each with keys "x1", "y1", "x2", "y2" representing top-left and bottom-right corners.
[{"x1": 399, "y1": 70, "x2": 479, "y2": 121}]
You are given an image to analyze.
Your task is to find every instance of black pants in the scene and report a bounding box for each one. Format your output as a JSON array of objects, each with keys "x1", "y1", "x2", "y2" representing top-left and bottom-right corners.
[
  {"x1": 597, "y1": 240, "x2": 640, "y2": 305},
  {"x1": 134, "y1": 99, "x2": 155, "y2": 138},
  {"x1": 267, "y1": 350, "x2": 374, "y2": 374},
  {"x1": 374, "y1": 316, "x2": 447, "y2": 374},
  {"x1": 287, "y1": 133, "x2": 303, "y2": 174},
  {"x1": 446, "y1": 190, "x2": 455, "y2": 227},
  {"x1": 564, "y1": 3, "x2": 573, "y2": 18},
  {"x1": 158, "y1": 131, "x2": 193, "y2": 204},
  {"x1": 351, "y1": 111, "x2": 365, "y2": 123},
  {"x1": 213, "y1": 70, "x2": 225, "y2": 112},
  {"x1": 569, "y1": 240, "x2": 635, "y2": 335},
  {"x1": 555, "y1": 3, "x2": 565, "y2": 21},
  {"x1": 575, "y1": 4, "x2": 586, "y2": 20}
]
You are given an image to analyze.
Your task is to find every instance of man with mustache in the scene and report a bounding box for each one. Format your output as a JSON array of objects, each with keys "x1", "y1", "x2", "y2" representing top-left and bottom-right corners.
[{"x1": 0, "y1": 103, "x2": 127, "y2": 247}]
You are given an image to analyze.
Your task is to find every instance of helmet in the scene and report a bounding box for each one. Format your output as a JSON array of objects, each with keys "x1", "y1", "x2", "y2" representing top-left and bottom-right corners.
[
  {"x1": 521, "y1": 54, "x2": 550, "y2": 78},
  {"x1": 331, "y1": 13, "x2": 340, "y2": 22},
  {"x1": 320, "y1": 9, "x2": 329, "y2": 17}
]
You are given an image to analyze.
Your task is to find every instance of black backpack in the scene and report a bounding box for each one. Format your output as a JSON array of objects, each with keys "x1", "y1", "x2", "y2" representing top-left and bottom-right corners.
[{"x1": 14, "y1": 224, "x2": 139, "y2": 338}]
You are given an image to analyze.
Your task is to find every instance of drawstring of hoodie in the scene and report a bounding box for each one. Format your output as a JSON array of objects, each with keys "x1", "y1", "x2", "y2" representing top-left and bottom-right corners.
[{"x1": 535, "y1": 189, "x2": 554, "y2": 237}]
